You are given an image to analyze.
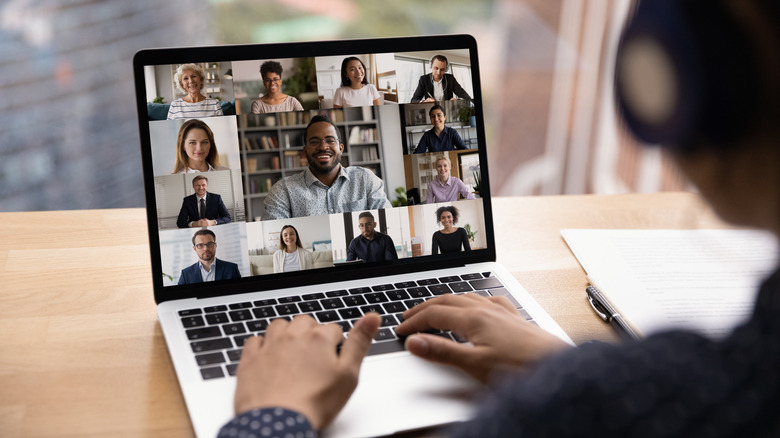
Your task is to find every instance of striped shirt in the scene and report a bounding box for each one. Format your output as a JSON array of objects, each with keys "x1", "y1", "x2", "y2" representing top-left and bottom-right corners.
[{"x1": 166, "y1": 98, "x2": 223, "y2": 119}]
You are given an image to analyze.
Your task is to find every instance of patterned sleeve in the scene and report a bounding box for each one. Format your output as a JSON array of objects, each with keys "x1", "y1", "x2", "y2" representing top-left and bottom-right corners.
[
  {"x1": 263, "y1": 179, "x2": 291, "y2": 220},
  {"x1": 364, "y1": 169, "x2": 392, "y2": 210},
  {"x1": 218, "y1": 407, "x2": 317, "y2": 438}
]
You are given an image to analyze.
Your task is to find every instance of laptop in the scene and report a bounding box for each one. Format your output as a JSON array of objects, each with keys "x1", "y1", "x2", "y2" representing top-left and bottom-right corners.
[{"x1": 133, "y1": 34, "x2": 573, "y2": 438}]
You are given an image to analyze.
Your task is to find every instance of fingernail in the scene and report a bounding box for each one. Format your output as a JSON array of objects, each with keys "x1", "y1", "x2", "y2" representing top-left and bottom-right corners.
[{"x1": 406, "y1": 335, "x2": 429, "y2": 355}]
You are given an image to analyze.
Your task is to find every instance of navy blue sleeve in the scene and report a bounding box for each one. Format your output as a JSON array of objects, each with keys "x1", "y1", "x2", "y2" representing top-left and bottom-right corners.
[
  {"x1": 176, "y1": 198, "x2": 191, "y2": 228},
  {"x1": 414, "y1": 131, "x2": 430, "y2": 154},
  {"x1": 216, "y1": 194, "x2": 231, "y2": 224},
  {"x1": 218, "y1": 407, "x2": 317, "y2": 438},
  {"x1": 451, "y1": 128, "x2": 467, "y2": 150}
]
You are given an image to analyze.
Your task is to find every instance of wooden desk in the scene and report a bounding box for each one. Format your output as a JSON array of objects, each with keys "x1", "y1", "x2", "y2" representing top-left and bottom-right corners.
[{"x1": 0, "y1": 192, "x2": 728, "y2": 437}]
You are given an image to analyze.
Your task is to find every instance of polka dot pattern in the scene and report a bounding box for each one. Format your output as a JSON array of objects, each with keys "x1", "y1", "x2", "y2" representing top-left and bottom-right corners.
[{"x1": 218, "y1": 407, "x2": 314, "y2": 438}]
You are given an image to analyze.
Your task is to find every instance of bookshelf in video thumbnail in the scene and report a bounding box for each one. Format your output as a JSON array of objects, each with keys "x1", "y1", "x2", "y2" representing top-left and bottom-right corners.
[{"x1": 238, "y1": 106, "x2": 385, "y2": 220}]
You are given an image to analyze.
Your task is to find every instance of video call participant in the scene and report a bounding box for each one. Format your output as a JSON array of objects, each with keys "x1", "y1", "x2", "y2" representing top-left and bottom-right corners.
[
  {"x1": 414, "y1": 105, "x2": 468, "y2": 154},
  {"x1": 410, "y1": 54, "x2": 471, "y2": 103},
  {"x1": 178, "y1": 229, "x2": 241, "y2": 284},
  {"x1": 251, "y1": 61, "x2": 304, "y2": 114},
  {"x1": 426, "y1": 156, "x2": 476, "y2": 203},
  {"x1": 176, "y1": 175, "x2": 231, "y2": 228},
  {"x1": 333, "y1": 57, "x2": 381, "y2": 108},
  {"x1": 221, "y1": 1, "x2": 780, "y2": 436},
  {"x1": 171, "y1": 119, "x2": 229, "y2": 174},
  {"x1": 262, "y1": 115, "x2": 391, "y2": 220},
  {"x1": 273, "y1": 225, "x2": 313, "y2": 273},
  {"x1": 346, "y1": 211, "x2": 398, "y2": 262},
  {"x1": 431, "y1": 205, "x2": 471, "y2": 255},
  {"x1": 167, "y1": 63, "x2": 223, "y2": 120}
]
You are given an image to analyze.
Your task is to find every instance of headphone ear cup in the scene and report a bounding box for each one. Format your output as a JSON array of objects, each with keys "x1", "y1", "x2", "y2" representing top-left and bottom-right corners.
[{"x1": 616, "y1": 0, "x2": 758, "y2": 152}]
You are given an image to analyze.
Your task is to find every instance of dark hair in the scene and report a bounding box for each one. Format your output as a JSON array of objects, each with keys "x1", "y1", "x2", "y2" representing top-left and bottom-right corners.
[
  {"x1": 260, "y1": 61, "x2": 283, "y2": 80},
  {"x1": 431, "y1": 54, "x2": 449, "y2": 69},
  {"x1": 279, "y1": 225, "x2": 302, "y2": 250},
  {"x1": 304, "y1": 115, "x2": 341, "y2": 144},
  {"x1": 358, "y1": 211, "x2": 374, "y2": 221},
  {"x1": 340, "y1": 56, "x2": 368, "y2": 87},
  {"x1": 192, "y1": 229, "x2": 216, "y2": 246},
  {"x1": 191, "y1": 175, "x2": 208, "y2": 186},
  {"x1": 435, "y1": 205, "x2": 459, "y2": 225},
  {"x1": 173, "y1": 119, "x2": 219, "y2": 174},
  {"x1": 429, "y1": 104, "x2": 445, "y2": 118}
]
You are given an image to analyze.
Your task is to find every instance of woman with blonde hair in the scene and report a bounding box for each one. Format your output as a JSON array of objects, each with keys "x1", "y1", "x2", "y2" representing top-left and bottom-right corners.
[
  {"x1": 426, "y1": 155, "x2": 475, "y2": 203},
  {"x1": 166, "y1": 63, "x2": 223, "y2": 119},
  {"x1": 171, "y1": 119, "x2": 228, "y2": 174}
]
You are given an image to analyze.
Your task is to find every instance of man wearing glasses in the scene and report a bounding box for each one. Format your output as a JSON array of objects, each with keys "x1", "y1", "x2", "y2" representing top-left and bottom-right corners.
[
  {"x1": 262, "y1": 115, "x2": 391, "y2": 220},
  {"x1": 346, "y1": 211, "x2": 398, "y2": 263},
  {"x1": 178, "y1": 229, "x2": 242, "y2": 284}
]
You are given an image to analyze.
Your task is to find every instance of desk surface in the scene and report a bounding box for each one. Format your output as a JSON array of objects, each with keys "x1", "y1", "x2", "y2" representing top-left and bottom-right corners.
[{"x1": 0, "y1": 192, "x2": 729, "y2": 437}]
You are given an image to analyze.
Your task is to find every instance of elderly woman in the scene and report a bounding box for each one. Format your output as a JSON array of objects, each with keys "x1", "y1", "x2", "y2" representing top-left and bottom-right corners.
[
  {"x1": 251, "y1": 61, "x2": 304, "y2": 114},
  {"x1": 171, "y1": 119, "x2": 228, "y2": 174},
  {"x1": 426, "y1": 155, "x2": 475, "y2": 203},
  {"x1": 431, "y1": 205, "x2": 471, "y2": 255},
  {"x1": 333, "y1": 56, "x2": 380, "y2": 108},
  {"x1": 166, "y1": 63, "x2": 223, "y2": 120},
  {"x1": 272, "y1": 225, "x2": 313, "y2": 273}
]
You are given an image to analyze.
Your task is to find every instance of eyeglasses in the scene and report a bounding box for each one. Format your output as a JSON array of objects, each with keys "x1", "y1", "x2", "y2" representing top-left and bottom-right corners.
[
  {"x1": 305, "y1": 136, "x2": 339, "y2": 148},
  {"x1": 194, "y1": 242, "x2": 216, "y2": 250},
  {"x1": 263, "y1": 77, "x2": 282, "y2": 84}
]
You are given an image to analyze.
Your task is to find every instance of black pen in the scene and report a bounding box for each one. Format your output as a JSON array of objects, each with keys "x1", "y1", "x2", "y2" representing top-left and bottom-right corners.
[{"x1": 585, "y1": 276, "x2": 640, "y2": 342}]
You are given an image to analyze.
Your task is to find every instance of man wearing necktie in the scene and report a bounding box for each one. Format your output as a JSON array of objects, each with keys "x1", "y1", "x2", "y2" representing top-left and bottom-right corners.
[{"x1": 176, "y1": 175, "x2": 231, "y2": 228}]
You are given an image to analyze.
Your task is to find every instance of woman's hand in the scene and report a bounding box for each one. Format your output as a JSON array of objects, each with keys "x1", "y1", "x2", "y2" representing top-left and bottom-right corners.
[
  {"x1": 395, "y1": 293, "x2": 571, "y2": 383},
  {"x1": 234, "y1": 313, "x2": 381, "y2": 430}
]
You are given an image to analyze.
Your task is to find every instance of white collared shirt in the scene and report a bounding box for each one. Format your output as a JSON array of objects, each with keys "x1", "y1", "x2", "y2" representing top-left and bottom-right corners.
[
  {"x1": 199, "y1": 259, "x2": 216, "y2": 282},
  {"x1": 433, "y1": 77, "x2": 444, "y2": 101}
]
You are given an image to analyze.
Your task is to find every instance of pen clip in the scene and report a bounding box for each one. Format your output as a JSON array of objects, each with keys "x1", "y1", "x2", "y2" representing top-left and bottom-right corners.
[{"x1": 586, "y1": 286, "x2": 610, "y2": 322}]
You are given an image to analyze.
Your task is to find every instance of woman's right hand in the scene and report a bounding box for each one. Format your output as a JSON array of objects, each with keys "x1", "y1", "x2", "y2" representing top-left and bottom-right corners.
[{"x1": 395, "y1": 293, "x2": 571, "y2": 383}]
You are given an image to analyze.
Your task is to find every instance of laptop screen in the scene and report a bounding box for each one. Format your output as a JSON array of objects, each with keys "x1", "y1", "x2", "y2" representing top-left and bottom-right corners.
[{"x1": 134, "y1": 35, "x2": 496, "y2": 302}]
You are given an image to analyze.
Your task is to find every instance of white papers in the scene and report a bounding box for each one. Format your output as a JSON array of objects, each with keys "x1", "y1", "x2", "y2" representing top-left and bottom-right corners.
[{"x1": 562, "y1": 229, "x2": 778, "y2": 339}]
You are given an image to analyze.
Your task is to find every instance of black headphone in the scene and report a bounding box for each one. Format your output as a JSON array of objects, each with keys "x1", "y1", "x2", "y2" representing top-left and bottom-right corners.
[{"x1": 615, "y1": 0, "x2": 763, "y2": 152}]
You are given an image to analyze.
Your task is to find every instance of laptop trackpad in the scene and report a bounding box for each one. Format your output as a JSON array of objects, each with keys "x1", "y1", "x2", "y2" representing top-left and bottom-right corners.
[{"x1": 324, "y1": 352, "x2": 481, "y2": 438}]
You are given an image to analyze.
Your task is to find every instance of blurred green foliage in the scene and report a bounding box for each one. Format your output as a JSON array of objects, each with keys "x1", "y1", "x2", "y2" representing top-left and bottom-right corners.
[{"x1": 211, "y1": 0, "x2": 495, "y2": 44}]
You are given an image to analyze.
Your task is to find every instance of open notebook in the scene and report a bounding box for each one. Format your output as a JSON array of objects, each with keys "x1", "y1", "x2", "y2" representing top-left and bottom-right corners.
[{"x1": 133, "y1": 34, "x2": 572, "y2": 438}]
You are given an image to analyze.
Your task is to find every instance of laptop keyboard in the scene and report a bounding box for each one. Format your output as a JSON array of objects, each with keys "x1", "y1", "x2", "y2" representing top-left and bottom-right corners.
[{"x1": 178, "y1": 272, "x2": 537, "y2": 380}]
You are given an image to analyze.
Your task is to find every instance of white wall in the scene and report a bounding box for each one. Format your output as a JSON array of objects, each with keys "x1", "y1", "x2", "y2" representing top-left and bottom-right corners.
[{"x1": 377, "y1": 105, "x2": 406, "y2": 197}]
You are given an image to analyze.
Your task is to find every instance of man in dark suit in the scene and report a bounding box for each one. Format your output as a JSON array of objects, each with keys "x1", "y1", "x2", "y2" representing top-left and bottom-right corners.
[
  {"x1": 178, "y1": 229, "x2": 242, "y2": 284},
  {"x1": 410, "y1": 54, "x2": 472, "y2": 103},
  {"x1": 176, "y1": 175, "x2": 231, "y2": 228}
]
